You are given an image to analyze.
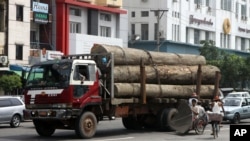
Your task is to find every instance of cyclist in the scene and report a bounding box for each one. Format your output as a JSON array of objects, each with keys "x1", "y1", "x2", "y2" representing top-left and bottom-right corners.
[{"x1": 210, "y1": 95, "x2": 224, "y2": 135}]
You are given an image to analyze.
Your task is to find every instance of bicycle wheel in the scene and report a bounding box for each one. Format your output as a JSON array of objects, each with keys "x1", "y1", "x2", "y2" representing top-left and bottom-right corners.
[
  {"x1": 214, "y1": 122, "x2": 219, "y2": 138},
  {"x1": 195, "y1": 119, "x2": 205, "y2": 135},
  {"x1": 212, "y1": 123, "x2": 217, "y2": 139}
]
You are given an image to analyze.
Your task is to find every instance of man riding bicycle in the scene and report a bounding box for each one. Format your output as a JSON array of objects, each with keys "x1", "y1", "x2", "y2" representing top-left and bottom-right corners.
[{"x1": 209, "y1": 96, "x2": 224, "y2": 135}]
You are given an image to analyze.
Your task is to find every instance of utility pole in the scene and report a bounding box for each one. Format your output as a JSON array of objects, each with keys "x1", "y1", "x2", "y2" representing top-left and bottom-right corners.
[{"x1": 150, "y1": 9, "x2": 168, "y2": 52}]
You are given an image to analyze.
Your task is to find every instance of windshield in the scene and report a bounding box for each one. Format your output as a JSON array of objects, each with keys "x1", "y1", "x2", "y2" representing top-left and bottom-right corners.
[
  {"x1": 25, "y1": 62, "x2": 71, "y2": 88},
  {"x1": 224, "y1": 98, "x2": 241, "y2": 106}
]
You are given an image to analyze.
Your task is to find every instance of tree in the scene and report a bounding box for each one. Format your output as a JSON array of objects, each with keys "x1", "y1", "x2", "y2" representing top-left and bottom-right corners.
[
  {"x1": 199, "y1": 40, "x2": 250, "y2": 89},
  {"x1": 199, "y1": 40, "x2": 225, "y2": 61},
  {"x1": 0, "y1": 74, "x2": 22, "y2": 95}
]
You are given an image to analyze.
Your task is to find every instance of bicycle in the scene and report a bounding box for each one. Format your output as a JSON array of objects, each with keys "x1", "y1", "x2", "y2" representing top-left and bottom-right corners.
[
  {"x1": 194, "y1": 114, "x2": 208, "y2": 135},
  {"x1": 211, "y1": 120, "x2": 220, "y2": 138},
  {"x1": 207, "y1": 112, "x2": 223, "y2": 139}
]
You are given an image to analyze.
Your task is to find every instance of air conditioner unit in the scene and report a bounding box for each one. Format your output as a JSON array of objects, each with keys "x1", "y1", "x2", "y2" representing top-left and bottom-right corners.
[
  {"x1": 159, "y1": 30, "x2": 166, "y2": 39},
  {"x1": 0, "y1": 56, "x2": 8, "y2": 65},
  {"x1": 208, "y1": 6, "x2": 211, "y2": 12},
  {"x1": 173, "y1": 0, "x2": 178, "y2": 2},
  {"x1": 141, "y1": 0, "x2": 148, "y2": 2},
  {"x1": 241, "y1": 15, "x2": 245, "y2": 20},
  {"x1": 196, "y1": 4, "x2": 201, "y2": 9}
]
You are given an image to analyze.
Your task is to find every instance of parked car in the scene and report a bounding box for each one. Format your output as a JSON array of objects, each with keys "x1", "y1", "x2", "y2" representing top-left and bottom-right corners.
[
  {"x1": 0, "y1": 96, "x2": 25, "y2": 127},
  {"x1": 225, "y1": 91, "x2": 250, "y2": 98},
  {"x1": 223, "y1": 97, "x2": 250, "y2": 124}
]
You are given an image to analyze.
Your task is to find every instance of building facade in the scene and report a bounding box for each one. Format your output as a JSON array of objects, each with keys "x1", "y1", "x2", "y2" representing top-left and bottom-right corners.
[
  {"x1": 55, "y1": 0, "x2": 127, "y2": 55},
  {"x1": 0, "y1": 0, "x2": 127, "y2": 66},
  {"x1": 124, "y1": 0, "x2": 250, "y2": 53}
]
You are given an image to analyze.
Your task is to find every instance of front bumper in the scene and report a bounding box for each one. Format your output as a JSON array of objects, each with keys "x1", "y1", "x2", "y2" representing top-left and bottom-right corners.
[
  {"x1": 223, "y1": 113, "x2": 234, "y2": 121},
  {"x1": 23, "y1": 109, "x2": 78, "y2": 120}
]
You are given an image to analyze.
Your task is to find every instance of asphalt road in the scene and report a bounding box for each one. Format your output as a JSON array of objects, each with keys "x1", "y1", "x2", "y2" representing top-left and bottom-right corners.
[{"x1": 0, "y1": 118, "x2": 250, "y2": 141}]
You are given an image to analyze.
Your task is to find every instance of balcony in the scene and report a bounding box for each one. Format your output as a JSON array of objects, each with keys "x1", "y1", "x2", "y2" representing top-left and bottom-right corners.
[{"x1": 94, "y1": 0, "x2": 122, "y2": 8}]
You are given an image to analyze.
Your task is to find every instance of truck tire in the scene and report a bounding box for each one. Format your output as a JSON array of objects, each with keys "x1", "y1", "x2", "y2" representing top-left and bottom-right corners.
[
  {"x1": 75, "y1": 111, "x2": 97, "y2": 139},
  {"x1": 122, "y1": 116, "x2": 142, "y2": 130},
  {"x1": 33, "y1": 120, "x2": 55, "y2": 137},
  {"x1": 157, "y1": 108, "x2": 177, "y2": 131}
]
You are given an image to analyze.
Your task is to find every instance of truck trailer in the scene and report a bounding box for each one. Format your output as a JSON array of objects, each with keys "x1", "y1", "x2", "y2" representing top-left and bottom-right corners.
[{"x1": 23, "y1": 44, "x2": 220, "y2": 138}]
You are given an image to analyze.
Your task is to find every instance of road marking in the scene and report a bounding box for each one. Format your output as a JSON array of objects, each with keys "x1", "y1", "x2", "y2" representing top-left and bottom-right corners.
[{"x1": 93, "y1": 137, "x2": 134, "y2": 141}]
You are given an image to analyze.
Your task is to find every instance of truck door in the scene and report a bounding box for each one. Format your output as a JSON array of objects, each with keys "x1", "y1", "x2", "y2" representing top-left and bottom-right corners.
[{"x1": 71, "y1": 63, "x2": 96, "y2": 98}]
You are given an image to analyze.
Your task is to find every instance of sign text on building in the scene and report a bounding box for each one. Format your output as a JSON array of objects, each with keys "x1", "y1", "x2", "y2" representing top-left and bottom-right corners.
[
  {"x1": 238, "y1": 27, "x2": 250, "y2": 33},
  {"x1": 34, "y1": 12, "x2": 48, "y2": 24},
  {"x1": 33, "y1": 2, "x2": 48, "y2": 13},
  {"x1": 189, "y1": 15, "x2": 213, "y2": 26}
]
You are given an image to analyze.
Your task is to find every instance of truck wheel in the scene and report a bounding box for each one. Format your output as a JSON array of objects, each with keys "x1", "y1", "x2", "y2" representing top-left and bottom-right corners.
[
  {"x1": 75, "y1": 111, "x2": 97, "y2": 139},
  {"x1": 33, "y1": 120, "x2": 55, "y2": 137},
  {"x1": 157, "y1": 108, "x2": 177, "y2": 131},
  {"x1": 122, "y1": 116, "x2": 142, "y2": 130}
]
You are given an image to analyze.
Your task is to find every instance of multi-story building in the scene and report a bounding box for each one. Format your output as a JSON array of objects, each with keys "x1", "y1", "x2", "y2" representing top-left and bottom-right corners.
[
  {"x1": 0, "y1": 0, "x2": 127, "y2": 66},
  {"x1": 124, "y1": 0, "x2": 250, "y2": 53},
  {"x1": 56, "y1": 0, "x2": 127, "y2": 55}
]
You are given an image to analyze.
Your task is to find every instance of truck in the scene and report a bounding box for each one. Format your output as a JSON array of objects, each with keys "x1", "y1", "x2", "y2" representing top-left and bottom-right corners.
[{"x1": 23, "y1": 44, "x2": 221, "y2": 139}]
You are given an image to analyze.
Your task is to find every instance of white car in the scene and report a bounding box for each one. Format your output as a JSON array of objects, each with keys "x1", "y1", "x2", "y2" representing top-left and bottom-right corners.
[
  {"x1": 0, "y1": 96, "x2": 25, "y2": 127},
  {"x1": 225, "y1": 91, "x2": 250, "y2": 98},
  {"x1": 223, "y1": 97, "x2": 250, "y2": 124}
]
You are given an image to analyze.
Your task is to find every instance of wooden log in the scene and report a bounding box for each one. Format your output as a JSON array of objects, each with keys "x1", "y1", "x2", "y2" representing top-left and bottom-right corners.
[
  {"x1": 113, "y1": 65, "x2": 219, "y2": 85},
  {"x1": 114, "y1": 83, "x2": 214, "y2": 99},
  {"x1": 91, "y1": 44, "x2": 206, "y2": 65}
]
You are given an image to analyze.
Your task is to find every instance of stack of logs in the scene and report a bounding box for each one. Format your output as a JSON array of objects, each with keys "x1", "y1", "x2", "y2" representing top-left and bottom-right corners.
[{"x1": 91, "y1": 44, "x2": 220, "y2": 100}]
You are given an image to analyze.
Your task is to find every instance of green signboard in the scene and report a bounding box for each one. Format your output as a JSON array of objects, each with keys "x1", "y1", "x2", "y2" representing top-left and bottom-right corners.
[{"x1": 34, "y1": 12, "x2": 48, "y2": 24}]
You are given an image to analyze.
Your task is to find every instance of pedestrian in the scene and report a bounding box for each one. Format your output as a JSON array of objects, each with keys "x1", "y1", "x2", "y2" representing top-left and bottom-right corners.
[
  {"x1": 189, "y1": 92, "x2": 198, "y2": 106},
  {"x1": 191, "y1": 99, "x2": 199, "y2": 120}
]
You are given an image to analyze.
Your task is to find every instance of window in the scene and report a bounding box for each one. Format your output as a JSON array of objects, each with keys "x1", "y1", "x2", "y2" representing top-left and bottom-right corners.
[
  {"x1": 100, "y1": 26, "x2": 111, "y2": 37},
  {"x1": 69, "y1": 8, "x2": 81, "y2": 16},
  {"x1": 205, "y1": 31, "x2": 210, "y2": 41},
  {"x1": 100, "y1": 13, "x2": 111, "y2": 21},
  {"x1": 131, "y1": 11, "x2": 135, "y2": 17},
  {"x1": 70, "y1": 22, "x2": 81, "y2": 33},
  {"x1": 10, "y1": 98, "x2": 23, "y2": 106},
  {"x1": 154, "y1": 23, "x2": 158, "y2": 40},
  {"x1": 194, "y1": 0, "x2": 201, "y2": 4},
  {"x1": 0, "y1": 4, "x2": 4, "y2": 32},
  {"x1": 194, "y1": 29, "x2": 200, "y2": 44},
  {"x1": 221, "y1": 0, "x2": 231, "y2": 11},
  {"x1": 30, "y1": 31, "x2": 37, "y2": 43},
  {"x1": 16, "y1": 44, "x2": 23, "y2": 60},
  {"x1": 206, "y1": 0, "x2": 210, "y2": 6},
  {"x1": 241, "y1": 5, "x2": 246, "y2": 16},
  {"x1": 141, "y1": 11, "x2": 149, "y2": 17},
  {"x1": 172, "y1": 24, "x2": 179, "y2": 41},
  {"x1": 220, "y1": 33, "x2": 230, "y2": 48},
  {"x1": 131, "y1": 24, "x2": 135, "y2": 35},
  {"x1": 0, "y1": 99, "x2": 11, "y2": 107},
  {"x1": 241, "y1": 38, "x2": 246, "y2": 51},
  {"x1": 16, "y1": 5, "x2": 23, "y2": 21},
  {"x1": 141, "y1": 24, "x2": 148, "y2": 40},
  {"x1": 236, "y1": 3, "x2": 239, "y2": 17}
]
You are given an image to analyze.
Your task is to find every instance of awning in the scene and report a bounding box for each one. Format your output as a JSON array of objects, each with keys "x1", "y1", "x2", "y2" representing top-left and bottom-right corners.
[{"x1": 9, "y1": 64, "x2": 30, "y2": 72}]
